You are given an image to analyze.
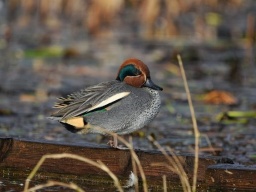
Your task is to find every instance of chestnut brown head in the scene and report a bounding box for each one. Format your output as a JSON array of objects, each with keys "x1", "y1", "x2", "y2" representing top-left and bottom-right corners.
[{"x1": 116, "y1": 58, "x2": 163, "y2": 91}]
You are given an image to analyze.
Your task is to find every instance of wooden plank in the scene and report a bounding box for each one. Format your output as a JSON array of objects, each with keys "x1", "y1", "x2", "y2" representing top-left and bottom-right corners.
[
  {"x1": 0, "y1": 138, "x2": 218, "y2": 178},
  {"x1": 1, "y1": 137, "x2": 256, "y2": 191},
  {"x1": 0, "y1": 137, "x2": 217, "y2": 189},
  {"x1": 206, "y1": 164, "x2": 256, "y2": 191},
  {"x1": 0, "y1": 138, "x2": 131, "y2": 177}
]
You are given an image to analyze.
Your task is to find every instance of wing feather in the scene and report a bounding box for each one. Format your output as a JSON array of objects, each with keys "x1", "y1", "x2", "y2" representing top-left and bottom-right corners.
[{"x1": 51, "y1": 80, "x2": 130, "y2": 120}]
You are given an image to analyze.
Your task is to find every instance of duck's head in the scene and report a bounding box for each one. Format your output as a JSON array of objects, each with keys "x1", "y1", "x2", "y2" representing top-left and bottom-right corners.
[{"x1": 116, "y1": 58, "x2": 163, "y2": 91}]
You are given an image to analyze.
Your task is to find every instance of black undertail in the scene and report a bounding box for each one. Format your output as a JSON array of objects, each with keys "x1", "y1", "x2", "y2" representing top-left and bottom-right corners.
[{"x1": 60, "y1": 122, "x2": 81, "y2": 133}]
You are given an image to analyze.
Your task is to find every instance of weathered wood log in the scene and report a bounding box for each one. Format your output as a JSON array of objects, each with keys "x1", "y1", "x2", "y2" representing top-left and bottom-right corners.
[
  {"x1": 0, "y1": 137, "x2": 255, "y2": 191},
  {"x1": 206, "y1": 164, "x2": 256, "y2": 191}
]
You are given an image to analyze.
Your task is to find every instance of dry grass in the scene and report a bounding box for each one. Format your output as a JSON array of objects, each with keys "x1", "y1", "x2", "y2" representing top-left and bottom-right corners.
[
  {"x1": 148, "y1": 55, "x2": 201, "y2": 192},
  {"x1": 23, "y1": 153, "x2": 123, "y2": 192},
  {"x1": 149, "y1": 136, "x2": 191, "y2": 192},
  {"x1": 6, "y1": 0, "x2": 245, "y2": 40},
  {"x1": 129, "y1": 136, "x2": 139, "y2": 192},
  {"x1": 106, "y1": 131, "x2": 148, "y2": 192},
  {"x1": 163, "y1": 175, "x2": 167, "y2": 192},
  {"x1": 177, "y1": 55, "x2": 200, "y2": 192},
  {"x1": 24, "y1": 180, "x2": 85, "y2": 192}
]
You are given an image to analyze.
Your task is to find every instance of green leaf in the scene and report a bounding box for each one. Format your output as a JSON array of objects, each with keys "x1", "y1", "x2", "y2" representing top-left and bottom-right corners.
[
  {"x1": 22, "y1": 46, "x2": 64, "y2": 58},
  {"x1": 216, "y1": 111, "x2": 256, "y2": 124},
  {"x1": 206, "y1": 12, "x2": 222, "y2": 26}
]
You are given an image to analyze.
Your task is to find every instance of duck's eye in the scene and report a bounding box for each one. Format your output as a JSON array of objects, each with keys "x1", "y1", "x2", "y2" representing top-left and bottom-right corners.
[{"x1": 117, "y1": 64, "x2": 141, "y2": 81}]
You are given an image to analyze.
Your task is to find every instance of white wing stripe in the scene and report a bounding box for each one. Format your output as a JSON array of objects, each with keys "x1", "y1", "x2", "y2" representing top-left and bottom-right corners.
[{"x1": 87, "y1": 92, "x2": 130, "y2": 111}]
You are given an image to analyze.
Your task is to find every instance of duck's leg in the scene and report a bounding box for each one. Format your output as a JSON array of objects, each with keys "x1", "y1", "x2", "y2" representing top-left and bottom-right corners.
[
  {"x1": 108, "y1": 135, "x2": 118, "y2": 148},
  {"x1": 108, "y1": 135, "x2": 127, "y2": 149},
  {"x1": 107, "y1": 135, "x2": 117, "y2": 148}
]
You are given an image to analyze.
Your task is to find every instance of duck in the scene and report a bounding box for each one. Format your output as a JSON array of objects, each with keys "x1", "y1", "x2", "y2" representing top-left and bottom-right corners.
[{"x1": 50, "y1": 58, "x2": 163, "y2": 148}]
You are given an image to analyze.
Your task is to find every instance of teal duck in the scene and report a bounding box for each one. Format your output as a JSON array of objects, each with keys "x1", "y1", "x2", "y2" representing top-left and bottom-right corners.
[{"x1": 51, "y1": 58, "x2": 163, "y2": 147}]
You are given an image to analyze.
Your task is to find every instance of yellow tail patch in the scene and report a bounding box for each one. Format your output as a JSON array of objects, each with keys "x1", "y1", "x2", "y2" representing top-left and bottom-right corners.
[{"x1": 61, "y1": 117, "x2": 85, "y2": 128}]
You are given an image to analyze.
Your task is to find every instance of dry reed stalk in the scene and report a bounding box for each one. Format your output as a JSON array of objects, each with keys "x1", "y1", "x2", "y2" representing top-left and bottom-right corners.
[
  {"x1": 86, "y1": 0, "x2": 124, "y2": 35},
  {"x1": 139, "y1": 0, "x2": 160, "y2": 38},
  {"x1": 166, "y1": 147, "x2": 191, "y2": 192},
  {"x1": 201, "y1": 133, "x2": 217, "y2": 155},
  {"x1": 23, "y1": 153, "x2": 123, "y2": 192},
  {"x1": 20, "y1": 0, "x2": 35, "y2": 14},
  {"x1": 148, "y1": 136, "x2": 191, "y2": 192},
  {"x1": 101, "y1": 130, "x2": 148, "y2": 192},
  {"x1": 246, "y1": 14, "x2": 255, "y2": 52},
  {"x1": 165, "y1": 0, "x2": 180, "y2": 17},
  {"x1": 240, "y1": 13, "x2": 255, "y2": 85},
  {"x1": 151, "y1": 162, "x2": 177, "y2": 173},
  {"x1": 129, "y1": 137, "x2": 139, "y2": 192},
  {"x1": 177, "y1": 55, "x2": 200, "y2": 192},
  {"x1": 25, "y1": 180, "x2": 85, "y2": 192},
  {"x1": 163, "y1": 175, "x2": 167, "y2": 192}
]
